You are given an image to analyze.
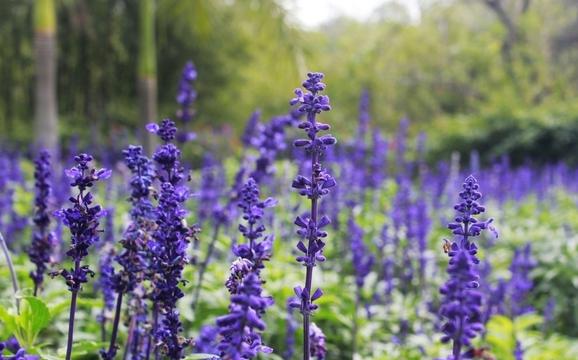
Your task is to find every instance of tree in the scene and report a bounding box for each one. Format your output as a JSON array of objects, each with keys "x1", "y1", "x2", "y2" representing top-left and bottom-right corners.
[
  {"x1": 138, "y1": 0, "x2": 157, "y2": 154},
  {"x1": 34, "y1": 0, "x2": 59, "y2": 155}
]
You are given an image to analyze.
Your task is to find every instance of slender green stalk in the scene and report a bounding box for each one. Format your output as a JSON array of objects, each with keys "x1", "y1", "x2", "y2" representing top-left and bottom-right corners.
[{"x1": 0, "y1": 232, "x2": 20, "y2": 314}]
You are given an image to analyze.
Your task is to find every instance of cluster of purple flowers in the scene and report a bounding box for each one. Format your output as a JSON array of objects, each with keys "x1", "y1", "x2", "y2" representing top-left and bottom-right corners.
[
  {"x1": 147, "y1": 119, "x2": 195, "y2": 358},
  {"x1": 51, "y1": 153, "x2": 110, "y2": 292},
  {"x1": 216, "y1": 178, "x2": 275, "y2": 359},
  {"x1": 0, "y1": 338, "x2": 38, "y2": 360},
  {"x1": 114, "y1": 145, "x2": 155, "y2": 293},
  {"x1": 50, "y1": 153, "x2": 110, "y2": 360},
  {"x1": 28, "y1": 150, "x2": 56, "y2": 296},
  {"x1": 246, "y1": 111, "x2": 300, "y2": 184},
  {"x1": 439, "y1": 175, "x2": 495, "y2": 360}
]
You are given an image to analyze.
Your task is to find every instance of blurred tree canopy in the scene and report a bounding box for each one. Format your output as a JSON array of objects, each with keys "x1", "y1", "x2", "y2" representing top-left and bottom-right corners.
[{"x1": 2, "y1": 0, "x2": 578, "y2": 161}]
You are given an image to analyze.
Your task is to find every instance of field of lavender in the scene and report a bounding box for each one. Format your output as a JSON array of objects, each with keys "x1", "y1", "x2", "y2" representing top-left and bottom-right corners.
[{"x1": 1, "y1": 70, "x2": 578, "y2": 360}]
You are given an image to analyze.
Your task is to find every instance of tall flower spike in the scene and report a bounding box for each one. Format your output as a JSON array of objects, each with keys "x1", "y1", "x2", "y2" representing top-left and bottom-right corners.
[
  {"x1": 290, "y1": 72, "x2": 336, "y2": 360},
  {"x1": 28, "y1": 150, "x2": 56, "y2": 296},
  {"x1": 217, "y1": 177, "x2": 276, "y2": 359},
  {"x1": 147, "y1": 119, "x2": 194, "y2": 359},
  {"x1": 439, "y1": 175, "x2": 496, "y2": 360},
  {"x1": 175, "y1": 61, "x2": 198, "y2": 142},
  {"x1": 50, "y1": 153, "x2": 110, "y2": 360},
  {"x1": 508, "y1": 243, "x2": 536, "y2": 317}
]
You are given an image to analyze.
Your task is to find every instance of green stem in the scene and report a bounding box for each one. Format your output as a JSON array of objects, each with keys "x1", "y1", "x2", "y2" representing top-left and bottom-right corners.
[{"x1": 0, "y1": 232, "x2": 20, "y2": 314}]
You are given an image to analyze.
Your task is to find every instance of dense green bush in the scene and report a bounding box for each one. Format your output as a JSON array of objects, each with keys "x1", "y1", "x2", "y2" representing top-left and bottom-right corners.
[{"x1": 429, "y1": 105, "x2": 578, "y2": 166}]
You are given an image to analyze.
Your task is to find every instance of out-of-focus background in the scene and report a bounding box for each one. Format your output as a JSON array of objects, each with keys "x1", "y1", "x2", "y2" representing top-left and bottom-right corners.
[
  {"x1": 3, "y1": 2, "x2": 578, "y2": 360},
  {"x1": 3, "y1": 0, "x2": 578, "y2": 164}
]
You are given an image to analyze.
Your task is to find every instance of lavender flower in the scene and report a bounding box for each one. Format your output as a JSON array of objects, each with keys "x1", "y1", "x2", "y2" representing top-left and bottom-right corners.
[
  {"x1": 368, "y1": 131, "x2": 387, "y2": 189},
  {"x1": 175, "y1": 61, "x2": 198, "y2": 142},
  {"x1": 289, "y1": 72, "x2": 336, "y2": 360},
  {"x1": 51, "y1": 153, "x2": 110, "y2": 291},
  {"x1": 439, "y1": 175, "x2": 495, "y2": 360},
  {"x1": 508, "y1": 244, "x2": 536, "y2": 317},
  {"x1": 50, "y1": 153, "x2": 110, "y2": 360},
  {"x1": 216, "y1": 272, "x2": 273, "y2": 359},
  {"x1": 249, "y1": 112, "x2": 299, "y2": 184},
  {"x1": 197, "y1": 154, "x2": 226, "y2": 224},
  {"x1": 194, "y1": 325, "x2": 219, "y2": 356},
  {"x1": 147, "y1": 119, "x2": 194, "y2": 359},
  {"x1": 28, "y1": 150, "x2": 56, "y2": 296},
  {"x1": 234, "y1": 178, "x2": 276, "y2": 269},
  {"x1": 216, "y1": 178, "x2": 275, "y2": 359},
  {"x1": 241, "y1": 110, "x2": 262, "y2": 147},
  {"x1": 115, "y1": 145, "x2": 155, "y2": 293},
  {"x1": 0, "y1": 338, "x2": 39, "y2": 359},
  {"x1": 309, "y1": 323, "x2": 327, "y2": 360},
  {"x1": 349, "y1": 218, "x2": 374, "y2": 291}
]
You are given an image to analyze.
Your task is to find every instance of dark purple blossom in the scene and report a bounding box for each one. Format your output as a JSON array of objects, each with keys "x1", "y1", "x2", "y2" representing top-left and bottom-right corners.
[
  {"x1": 309, "y1": 323, "x2": 327, "y2": 360},
  {"x1": 249, "y1": 112, "x2": 299, "y2": 184},
  {"x1": 50, "y1": 153, "x2": 110, "y2": 292},
  {"x1": 49, "y1": 153, "x2": 110, "y2": 360},
  {"x1": 216, "y1": 272, "x2": 273, "y2": 359},
  {"x1": 147, "y1": 119, "x2": 195, "y2": 359},
  {"x1": 508, "y1": 244, "x2": 536, "y2": 317},
  {"x1": 349, "y1": 218, "x2": 374, "y2": 290},
  {"x1": 0, "y1": 338, "x2": 39, "y2": 360},
  {"x1": 241, "y1": 110, "x2": 262, "y2": 147},
  {"x1": 439, "y1": 175, "x2": 495, "y2": 360},
  {"x1": 28, "y1": 150, "x2": 56, "y2": 296},
  {"x1": 197, "y1": 154, "x2": 226, "y2": 224},
  {"x1": 175, "y1": 61, "x2": 198, "y2": 142},
  {"x1": 194, "y1": 325, "x2": 219, "y2": 356}
]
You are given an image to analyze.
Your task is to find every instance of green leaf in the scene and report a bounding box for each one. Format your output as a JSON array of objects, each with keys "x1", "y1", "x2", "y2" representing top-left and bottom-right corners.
[
  {"x1": 0, "y1": 297, "x2": 51, "y2": 349},
  {"x1": 20, "y1": 297, "x2": 51, "y2": 345}
]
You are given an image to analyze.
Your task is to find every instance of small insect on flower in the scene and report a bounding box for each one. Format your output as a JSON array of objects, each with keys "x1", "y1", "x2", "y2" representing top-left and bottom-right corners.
[
  {"x1": 469, "y1": 347, "x2": 496, "y2": 360},
  {"x1": 442, "y1": 239, "x2": 451, "y2": 254}
]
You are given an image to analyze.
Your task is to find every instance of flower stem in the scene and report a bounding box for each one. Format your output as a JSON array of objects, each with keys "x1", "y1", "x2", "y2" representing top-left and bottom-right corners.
[
  {"x1": 0, "y1": 232, "x2": 20, "y2": 313},
  {"x1": 105, "y1": 291, "x2": 124, "y2": 359},
  {"x1": 302, "y1": 147, "x2": 320, "y2": 360},
  {"x1": 145, "y1": 304, "x2": 157, "y2": 360},
  {"x1": 192, "y1": 223, "x2": 221, "y2": 311}
]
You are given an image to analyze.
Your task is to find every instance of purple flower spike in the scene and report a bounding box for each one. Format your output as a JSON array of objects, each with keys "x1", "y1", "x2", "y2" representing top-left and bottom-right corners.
[
  {"x1": 49, "y1": 153, "x2": 109, "y2": 360},
  {"x1": 439, "y1": 175, "x2": 496, "y2": 360},
  {"x1": 290, "y1": 72, "x2": 336, "y2": 360},
  {"x1": 176, "y1": 61, "x2": 198, "y2": 124},
  {"x1": 147, "y1": 118, "x2": 195, "y2": 359},
  {"x1": 28, "y1": 150, "x2": 56, "y2": 296}
]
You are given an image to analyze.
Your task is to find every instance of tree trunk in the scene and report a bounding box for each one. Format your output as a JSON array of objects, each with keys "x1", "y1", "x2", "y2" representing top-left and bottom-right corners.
[
  {"x1": 34, "y1": 0, "x2": 59, "y2": 156},
  {"x1": 138, "y1": 0, "x2": 157, "y2": 155}
]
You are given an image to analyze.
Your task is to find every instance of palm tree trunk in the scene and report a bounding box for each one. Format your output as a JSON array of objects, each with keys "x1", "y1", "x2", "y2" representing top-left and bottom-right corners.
[
  {"x1": 34, "y1": 0, "x2": 59, "y2": 156},
  {"x1": 138, "y1": 0, "x2": 157, "y2": 155}
]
